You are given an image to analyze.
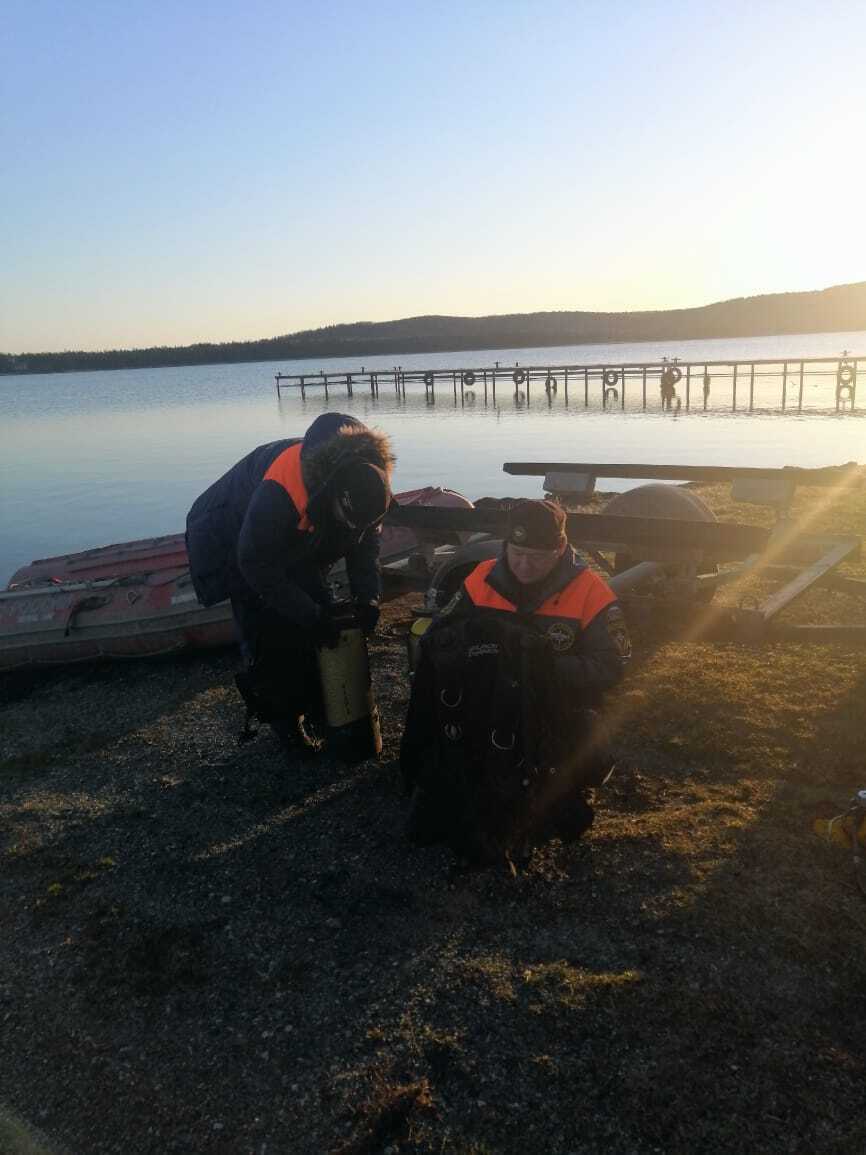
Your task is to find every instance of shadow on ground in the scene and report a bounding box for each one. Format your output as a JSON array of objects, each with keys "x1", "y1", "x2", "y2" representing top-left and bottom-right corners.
[{"x1": 2, "y1": 603, "x2": 866, "y2": 1154}]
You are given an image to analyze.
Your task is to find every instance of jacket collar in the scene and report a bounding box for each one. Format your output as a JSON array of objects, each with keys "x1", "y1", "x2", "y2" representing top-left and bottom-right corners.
[{"x1": 485, "y1": 544, "x2": 586, "y2": 613}]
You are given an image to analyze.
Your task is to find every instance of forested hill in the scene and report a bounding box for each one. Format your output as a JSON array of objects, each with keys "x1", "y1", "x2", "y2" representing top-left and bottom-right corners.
[{"x1": 4, "y1": 281, "x2": 866, "y2": 375}]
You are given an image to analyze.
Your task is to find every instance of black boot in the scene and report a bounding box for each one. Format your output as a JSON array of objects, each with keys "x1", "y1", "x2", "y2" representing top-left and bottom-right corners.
[{"x1": 552, "y1": 792, "x2": 595, "y2": 842}]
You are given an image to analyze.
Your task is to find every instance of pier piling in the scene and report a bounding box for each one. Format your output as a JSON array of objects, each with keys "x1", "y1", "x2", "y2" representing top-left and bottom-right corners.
[{"x1": 271, "y1": 352, "x2": 862, "y2": 415}]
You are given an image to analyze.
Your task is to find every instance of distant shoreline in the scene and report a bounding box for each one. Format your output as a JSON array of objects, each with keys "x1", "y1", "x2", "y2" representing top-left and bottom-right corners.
[{"x1": 3, "y1": 281, "x2": 864, "y2": 376}]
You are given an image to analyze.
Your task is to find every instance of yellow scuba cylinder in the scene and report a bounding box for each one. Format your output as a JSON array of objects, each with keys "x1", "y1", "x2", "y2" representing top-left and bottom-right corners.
[
  {"x1": 814, "y1": 789, "x2": 866, "y2": 896},
  {"x1": 407, "y1": 615, "x2": 433, "y2": 674},
  {"x1": 316, "y1": 611, "x2": 382, "y2": 762}
]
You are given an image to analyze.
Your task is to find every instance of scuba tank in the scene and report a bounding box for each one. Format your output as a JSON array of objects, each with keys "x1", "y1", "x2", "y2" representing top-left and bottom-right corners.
[
  {"x1": 814, "y1": 788, "x2": 866, "y2": 896},
  {"x1": 407, "y1": 615, "x2": 433, "y2": 674},
  {"x1": 315, "y1": 607, "x2": 382, "y2": 763}
]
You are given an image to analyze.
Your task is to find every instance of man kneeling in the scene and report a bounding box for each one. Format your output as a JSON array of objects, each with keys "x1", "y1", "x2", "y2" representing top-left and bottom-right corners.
[{"x1": 400, "y1": 499, "x2": 630, "y2": 863}]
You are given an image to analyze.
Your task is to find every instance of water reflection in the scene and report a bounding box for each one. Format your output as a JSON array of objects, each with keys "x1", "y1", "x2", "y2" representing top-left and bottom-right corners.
[{"x1": 1, "y1": 331, "x2": 864, "y2": 584}]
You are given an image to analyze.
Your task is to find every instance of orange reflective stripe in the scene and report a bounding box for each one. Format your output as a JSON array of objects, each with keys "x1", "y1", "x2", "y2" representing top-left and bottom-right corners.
[
  {"x1": 464, "y1": 558, "x2": 616, "y2": 627},
  {"x1": 263, "y1": 443, "x2": 313, "y2": 531},
  {"x1": 463, "y1": 558, "x2": 516, "y2": 611},
  {"x1": 536, "y1": 568, "x2": 616, "y2": 627}
]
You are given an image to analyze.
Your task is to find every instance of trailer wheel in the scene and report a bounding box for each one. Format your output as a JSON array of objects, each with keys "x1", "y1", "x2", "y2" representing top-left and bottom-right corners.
[{"x1": 602, "y1": 483, "x2": 719, "y2": 600}]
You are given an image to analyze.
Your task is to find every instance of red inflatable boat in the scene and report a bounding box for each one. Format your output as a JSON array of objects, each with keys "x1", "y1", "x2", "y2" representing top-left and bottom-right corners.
[{"x1": 0, "y1": 486, "x2": 472, "y2": 671}]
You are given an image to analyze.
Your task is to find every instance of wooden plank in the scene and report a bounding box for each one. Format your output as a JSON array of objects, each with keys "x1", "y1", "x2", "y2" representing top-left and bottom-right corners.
[
  {"x1": 502, "y1": 462, "x2": 859, "y2": 486},
  {"x1": 385, "y1": 505, "x2": 771, "y2": 560},
  {"x1": 758, "y1": 538, "x2": 859, "y2": 621}
]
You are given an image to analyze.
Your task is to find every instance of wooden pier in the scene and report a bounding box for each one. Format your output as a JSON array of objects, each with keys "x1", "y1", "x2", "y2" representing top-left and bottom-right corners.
[{"x1": 275, "y1": 353, "x2": 861, "y2": 414}]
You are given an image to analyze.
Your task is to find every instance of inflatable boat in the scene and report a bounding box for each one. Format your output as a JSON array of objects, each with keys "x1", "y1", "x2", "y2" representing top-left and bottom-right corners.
[{"x1": 0, "y1": 486, "x2": 472, "y2": 671}]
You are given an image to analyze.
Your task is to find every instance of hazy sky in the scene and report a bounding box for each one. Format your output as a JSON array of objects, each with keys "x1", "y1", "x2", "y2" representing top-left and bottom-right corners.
[{"x1": 3, "y1": 0, "x2": 865, "y2": 353}]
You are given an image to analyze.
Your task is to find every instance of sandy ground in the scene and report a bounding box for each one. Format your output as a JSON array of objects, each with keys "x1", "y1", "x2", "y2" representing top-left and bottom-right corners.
[{"x1": 3, "y1": 484, "x2": 866, "y2": 1154}]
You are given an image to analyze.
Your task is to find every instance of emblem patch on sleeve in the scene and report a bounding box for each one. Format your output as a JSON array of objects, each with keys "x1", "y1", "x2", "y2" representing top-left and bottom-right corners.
[
  {"x1": 607, "y1": 604, "x2": 632, "y2": 661},
  {"x1": 546, "y1": 621, "x2": 575, "y2": 652}
]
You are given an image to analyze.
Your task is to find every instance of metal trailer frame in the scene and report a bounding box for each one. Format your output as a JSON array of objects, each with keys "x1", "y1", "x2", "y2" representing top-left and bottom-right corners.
[{"x1": 385, "y1": 462, "x2": 865, "y2": 645}]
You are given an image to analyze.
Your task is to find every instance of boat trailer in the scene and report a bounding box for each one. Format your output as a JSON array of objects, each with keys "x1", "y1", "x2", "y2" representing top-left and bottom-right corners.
[
  {"x1": 387, "y1": 462, "x2": 865, "y2": 645},
  {"x1": 2, "y1": 465, "x2": 862, "y2": 672}
]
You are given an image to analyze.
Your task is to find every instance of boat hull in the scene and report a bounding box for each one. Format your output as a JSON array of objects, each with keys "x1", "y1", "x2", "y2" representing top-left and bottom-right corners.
[{"x1": 1, "y1": 486, "x2": 472, "y2": 671}]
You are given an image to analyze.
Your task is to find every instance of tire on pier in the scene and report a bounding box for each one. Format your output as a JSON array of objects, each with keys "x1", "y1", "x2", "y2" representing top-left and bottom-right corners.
[
  {"x1": 838, "y1": 364, "x2": 855, "y2": 387},
  {"x1": 602, "y1": 483, "x2": 718, "y2": 600}
]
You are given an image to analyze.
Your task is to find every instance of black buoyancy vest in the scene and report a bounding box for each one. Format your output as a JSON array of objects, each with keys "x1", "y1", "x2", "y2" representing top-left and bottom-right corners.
[{"x1": 419, "y1": 613, "x2": 586, "y2": 859}]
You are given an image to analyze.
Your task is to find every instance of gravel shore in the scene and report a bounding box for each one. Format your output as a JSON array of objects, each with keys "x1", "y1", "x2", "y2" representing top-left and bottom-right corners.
[{"x1": 3, "y1": 583, "x2": 866, "y2": 1154}]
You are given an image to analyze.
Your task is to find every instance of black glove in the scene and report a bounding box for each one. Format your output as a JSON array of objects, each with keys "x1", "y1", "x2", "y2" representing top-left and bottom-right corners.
[
  {"x1": 312, "y1": 607, "x2": 342, "y2": 649},
  {"x1": 355, "y1": 601, "x2": 380, "y2": 636}
]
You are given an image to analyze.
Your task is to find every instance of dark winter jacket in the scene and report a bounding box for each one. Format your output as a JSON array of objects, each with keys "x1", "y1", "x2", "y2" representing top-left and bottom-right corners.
[{"x1": 186, "y1": 413, "x2": 395, "y2": 628}]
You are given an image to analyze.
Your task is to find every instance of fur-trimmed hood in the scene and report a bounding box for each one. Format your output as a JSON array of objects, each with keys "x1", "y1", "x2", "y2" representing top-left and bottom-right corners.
[{"x1": 301, "y1": 413, "x2": 395, "y2": 495}]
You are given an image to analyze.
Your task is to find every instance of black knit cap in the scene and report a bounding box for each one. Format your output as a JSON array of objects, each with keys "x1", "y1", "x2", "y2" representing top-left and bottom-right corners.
[
  {"x1": 330, "y1": 460, "x2": 392, "y2": 528},
  {"x1": 506, "y1": 499, "x2": 567, "y2": 550}
]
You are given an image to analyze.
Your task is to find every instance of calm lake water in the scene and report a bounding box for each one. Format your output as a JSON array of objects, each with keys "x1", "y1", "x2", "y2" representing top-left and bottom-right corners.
[{"x1": 1, "y1": 330, "x2": 864, "y2": 585}]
